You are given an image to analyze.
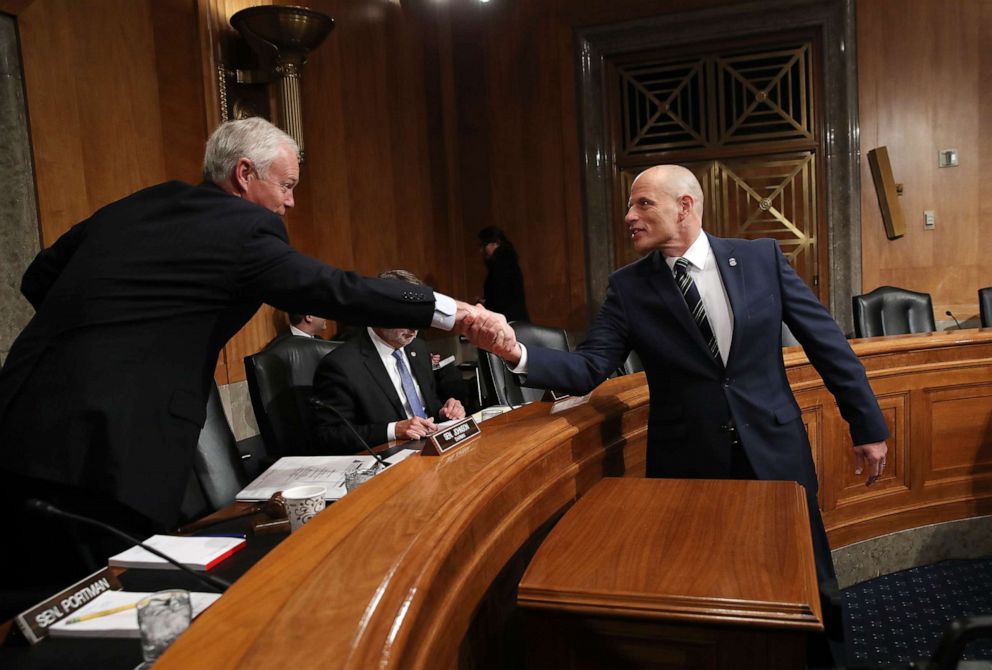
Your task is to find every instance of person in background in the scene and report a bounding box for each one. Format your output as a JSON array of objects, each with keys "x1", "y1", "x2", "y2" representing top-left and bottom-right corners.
[
  {"x1": 287, "y1": 313, "x2": 327, "y2": 338},
  {"x1": 478, "y1": 226, "x2": 529, "y2": 323},
  {"x1": 311, "y1": 270, "x2": 466, "y2": 453}
]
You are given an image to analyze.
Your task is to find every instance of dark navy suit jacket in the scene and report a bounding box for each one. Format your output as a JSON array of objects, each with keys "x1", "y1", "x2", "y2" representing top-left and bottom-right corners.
[
  {"x1": 526, "y1": 235, "x2": 888, "y2": 495},
  {"x1": 0, "y1": 181, "x2": 436, "y2": 526},
  {"x1": 312, "y1": 332, "x2": 444, "y2": 452}
]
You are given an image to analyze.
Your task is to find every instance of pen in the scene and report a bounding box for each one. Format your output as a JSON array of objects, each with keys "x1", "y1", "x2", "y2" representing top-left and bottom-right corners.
[
  {"x1": 194, "y1": 532, "x2": 247, "y2": 539},
  {"x1": 64, "y1": 602, "x2": 136, "y2": 624}
]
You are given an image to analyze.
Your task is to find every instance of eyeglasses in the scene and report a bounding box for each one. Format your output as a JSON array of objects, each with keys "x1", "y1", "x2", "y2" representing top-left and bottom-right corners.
[{"x1": 248, "y1": 161, "x2": 296, "y2": 195}]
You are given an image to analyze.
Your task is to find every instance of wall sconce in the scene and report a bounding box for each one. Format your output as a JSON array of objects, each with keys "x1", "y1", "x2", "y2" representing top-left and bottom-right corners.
[{"x1": 221, "y1": 5, "x2": 335, "y2": 162}]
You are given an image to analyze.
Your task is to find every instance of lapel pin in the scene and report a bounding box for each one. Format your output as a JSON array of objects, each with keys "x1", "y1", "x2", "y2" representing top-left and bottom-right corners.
[
  {"x1": 729, "y1": 258, "x2": 737, "y2": 267},
  {"x1": 410, "y1": 351, "x2": 416, "y2": 357}
]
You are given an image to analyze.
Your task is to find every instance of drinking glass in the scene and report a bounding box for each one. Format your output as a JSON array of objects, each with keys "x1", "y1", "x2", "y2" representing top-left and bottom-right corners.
[{"x1": 135, "y1": 589, "x2": 192, "y2": 669}]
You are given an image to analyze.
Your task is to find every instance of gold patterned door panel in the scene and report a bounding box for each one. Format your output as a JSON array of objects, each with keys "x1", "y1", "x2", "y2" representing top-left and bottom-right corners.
[{"x1": 608, "y1": 37, "x2": 826, "y2": 301}]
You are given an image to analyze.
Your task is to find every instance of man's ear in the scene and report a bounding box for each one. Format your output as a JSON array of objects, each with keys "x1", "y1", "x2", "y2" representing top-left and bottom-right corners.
[{"x1": 234, "y1": 157, "x2": 253, "y2": 193}]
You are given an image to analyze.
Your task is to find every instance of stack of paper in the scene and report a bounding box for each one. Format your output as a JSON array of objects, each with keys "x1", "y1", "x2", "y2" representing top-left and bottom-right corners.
[
  {"x1": 236, "y1": 451, "x2": 417, "y2": 502},
  {"x1": 108, "y1": 535, "x2": 246, "y2": 571}
]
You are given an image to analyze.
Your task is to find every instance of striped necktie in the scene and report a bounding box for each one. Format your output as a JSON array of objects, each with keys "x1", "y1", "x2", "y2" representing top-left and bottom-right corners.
[{"x1": 673, "y1": 257, "x2": 720, "y2": 362}]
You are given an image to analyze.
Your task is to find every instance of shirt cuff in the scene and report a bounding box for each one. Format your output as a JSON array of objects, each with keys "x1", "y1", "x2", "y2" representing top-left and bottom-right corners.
[
  {"x1": 508, "y1": 343, "x2": 529, "y2": 374},
  {"x1": 387, "y1": 421, "x2": 397, "y2": 441},
  {"x1": 431, "y1": 292, "x2": 456, "y2": 331}
]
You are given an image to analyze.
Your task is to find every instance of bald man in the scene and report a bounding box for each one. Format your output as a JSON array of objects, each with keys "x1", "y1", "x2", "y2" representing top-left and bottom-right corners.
[{"x1": 471, "y1": 165, "x2": 888, "y2": 663}]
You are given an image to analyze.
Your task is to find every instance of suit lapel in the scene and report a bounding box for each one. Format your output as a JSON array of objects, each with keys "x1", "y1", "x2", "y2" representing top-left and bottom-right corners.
[
  {"x1": 360, "y1": 333, "x2": 405, "y2": 416},
  {"x1": 709, "y1": 235, "x2": 744, "y2": 365}
]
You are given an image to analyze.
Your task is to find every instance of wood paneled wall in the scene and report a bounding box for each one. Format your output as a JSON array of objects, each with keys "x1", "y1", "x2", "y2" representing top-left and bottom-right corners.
[
  {"x1": 858, "y1": 0, "x2": 992, "y2": 322},
  {"x1": 16, "y1": 0, "x2": 206, "y2": 246},
  {"x1": 10, "y1": 0, "x2": 992, "y2": 383},
  {"x1": 447, "y1": 0, "x2": 742, "y2": 330}
]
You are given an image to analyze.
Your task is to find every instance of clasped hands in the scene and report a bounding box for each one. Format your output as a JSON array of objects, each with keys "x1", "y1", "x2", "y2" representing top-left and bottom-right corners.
[{"x1": 454, "y1": 301, "x2": 522, "y2": 365}]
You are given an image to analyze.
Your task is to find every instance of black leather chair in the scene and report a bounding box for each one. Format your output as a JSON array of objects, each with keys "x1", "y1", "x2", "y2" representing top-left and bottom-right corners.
[
  {"x1": 621, "y1": 349, "x2": 644, "y2": 375},
  {"x1": 244, "y1": 336, "x2": 343, "y2": 456},
  {"x1": 781, "y1": 322, "x2": 800, "y2": 347},
  {"x1": 179, "y1": 381, "x2": 252, "y2": 522},
  {"x1": 979, "y1": 287, "x2": 992, "y2": 328},
  {"x1": 477, "y1": 322, "x2": 571, "y2": 406},
  {"x1": 852, "y1": 286, "x2": 936, "y2": 338}
]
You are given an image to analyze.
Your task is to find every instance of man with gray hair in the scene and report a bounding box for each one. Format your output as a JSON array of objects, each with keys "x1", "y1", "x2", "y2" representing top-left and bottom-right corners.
[{"x1": 0, "y1": 117, "x2": 474, "y2": 608}]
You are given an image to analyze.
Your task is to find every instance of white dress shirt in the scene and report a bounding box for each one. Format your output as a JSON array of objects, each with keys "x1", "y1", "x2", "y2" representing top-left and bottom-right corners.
[
  {"x1": 289, "y1": 325, "x2": 314, "y2": 338},
  {"x1": 664, "y1": 232, "x2": 734, "y2": 365},
  {"x1": 431, "y1": 292, "x2": 457, "y2": 330},
  {"x1": 367, "y1": 328, "x2": 428, "y2": 440}
]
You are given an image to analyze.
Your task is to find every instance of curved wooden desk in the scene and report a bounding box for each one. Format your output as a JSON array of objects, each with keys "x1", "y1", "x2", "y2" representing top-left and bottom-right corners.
[
  {"x1": 787, "y1": 328, "x2": 992, "y2": 547},
  {"x1": 159, "y1": 329, "x2": 992, "y2": 668},
  {"x1": 160, "y1": 373, "x2": 650, "y2": 669}
]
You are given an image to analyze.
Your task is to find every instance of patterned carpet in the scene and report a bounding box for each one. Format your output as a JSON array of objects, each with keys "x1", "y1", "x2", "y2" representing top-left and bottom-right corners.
[{"x1": 844, "y1": 558, "x2": 992, "y2": 665}]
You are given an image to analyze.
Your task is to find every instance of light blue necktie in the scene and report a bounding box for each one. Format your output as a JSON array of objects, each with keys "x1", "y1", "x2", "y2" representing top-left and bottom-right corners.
[{"x1": 392, "y1": 349, "x2": 427, "y2": 418}]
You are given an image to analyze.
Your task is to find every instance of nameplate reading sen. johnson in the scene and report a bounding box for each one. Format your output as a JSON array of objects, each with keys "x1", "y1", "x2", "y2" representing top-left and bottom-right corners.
[
  {"x1": 423, "y1": 417, "x2": 481, "y2": 456},
  {"x1": 15, "y1": 567, "x2": 123, "y2": 644}
]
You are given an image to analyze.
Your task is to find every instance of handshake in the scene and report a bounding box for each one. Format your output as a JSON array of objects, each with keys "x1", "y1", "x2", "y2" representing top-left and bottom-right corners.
[{"x1": 453, "y1": 301, "x2": 522, "y2": 365}]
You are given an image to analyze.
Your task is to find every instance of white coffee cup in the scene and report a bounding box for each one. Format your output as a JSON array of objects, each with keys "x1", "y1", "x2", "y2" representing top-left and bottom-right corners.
[{"x1": 281, "y1": 485, "x2": 327, "y2": 532}]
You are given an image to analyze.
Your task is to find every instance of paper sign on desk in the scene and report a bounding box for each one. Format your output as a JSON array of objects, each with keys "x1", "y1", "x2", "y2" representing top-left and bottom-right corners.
[
  {"x1": 108, "y1": 535, "x2": 245, "y2": 571},
  {"x1": 47, "y1": 590, "x2": 221, "y2": 639},
  {"x1": 236, "y1": 451, "x2": 417, "y2": 502}
]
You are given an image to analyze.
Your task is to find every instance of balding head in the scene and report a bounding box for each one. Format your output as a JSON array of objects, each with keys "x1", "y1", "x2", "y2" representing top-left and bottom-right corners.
[
  {"x1": 634, "y1": 165, "x2": 704, "y2": 213},
  {"x1": 625, "y1": 165, "x2": 705, "y2": 257}
]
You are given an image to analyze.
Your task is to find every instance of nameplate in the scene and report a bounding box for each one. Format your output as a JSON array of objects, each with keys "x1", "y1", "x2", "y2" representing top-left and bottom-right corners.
[
  {"x1": 422, "y1": 417, "x2": 481, "y2": 456},
  {"x1": 14, "y1": 567, "x2": 123, "y2": 644},
  {"x1": 541, "y1": 389, "x2": 571, "y2": 402}
]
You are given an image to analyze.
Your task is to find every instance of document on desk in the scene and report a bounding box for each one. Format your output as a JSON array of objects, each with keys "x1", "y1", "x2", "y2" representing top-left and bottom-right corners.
[
  {"x1": 236, "y1": 451, "x2": 418, "y2": 502},
  {"x1": 47, "y1": 590, "x2": 221, "y2": 639}
]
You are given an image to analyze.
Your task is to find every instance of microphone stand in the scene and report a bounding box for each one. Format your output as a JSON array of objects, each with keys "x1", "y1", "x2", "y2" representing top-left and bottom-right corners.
[
  {"x1": 25, "y1": 499, "x2": 230, "y2": 592},
  {"x1": 309, "y1": 397, "x2": 388, "y2": 468}
]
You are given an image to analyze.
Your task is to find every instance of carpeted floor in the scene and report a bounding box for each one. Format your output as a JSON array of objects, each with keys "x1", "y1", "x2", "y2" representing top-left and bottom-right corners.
[{"x1": 844, "y1": 557, "x2": 992, "y2": 665}]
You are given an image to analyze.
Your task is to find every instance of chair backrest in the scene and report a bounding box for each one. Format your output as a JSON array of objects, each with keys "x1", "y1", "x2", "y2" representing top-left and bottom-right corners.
[
  {"x1": 180, "y1": 381, "x2": 248, "y2": 522},
  {"x1": 980, "y1": 287, "x2": 992, "y2": 328},
  {"x1": 244, "y1": 336, "x2": 343, "y2": 456},
  {"x1": 476, "y1": 322, "x2": 572, "y2": 406},
  {"x1": 512, "y1": 321, "x2": 570, "y2": 352},
  {"x1": 477, "y1": 350, "x2": 525, "y2": 406},
  {"x1": 621, "y1": 349, "x2": 644, "y2": 375},
  {"x1": 852, "y1": 286, "x2": 936, "y2": 338},
  {"x1": 781, "y1": 322, "x2": 800, "y2": 347}
]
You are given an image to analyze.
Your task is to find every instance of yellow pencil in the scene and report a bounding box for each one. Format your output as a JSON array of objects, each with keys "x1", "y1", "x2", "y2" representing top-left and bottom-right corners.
[{"x1": 64, "y1": 602, "x2": 137, "y2": 624}]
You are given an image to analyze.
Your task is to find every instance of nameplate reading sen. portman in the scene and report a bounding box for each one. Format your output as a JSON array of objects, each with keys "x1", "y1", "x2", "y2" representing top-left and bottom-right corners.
[
  {"x1": 15, "y1": 567, "x2": 123, "y2": 644},
  {"x1": 423, "y1": 417, "x2": 481, "y2": 456}
]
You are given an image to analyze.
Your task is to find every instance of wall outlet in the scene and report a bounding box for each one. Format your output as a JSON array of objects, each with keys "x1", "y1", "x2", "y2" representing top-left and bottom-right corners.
[{"x1": 924, "y1": 210, "x2": 936, "y2": 230}]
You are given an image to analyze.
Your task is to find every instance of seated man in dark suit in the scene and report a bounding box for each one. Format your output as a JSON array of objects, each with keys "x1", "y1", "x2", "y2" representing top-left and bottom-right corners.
[
  {"x1": 286, "y1": 312, "x2": 326, "y2": 339},
  {"x1": 312, "y1": 270, "x2": 466, "y2": 453}
]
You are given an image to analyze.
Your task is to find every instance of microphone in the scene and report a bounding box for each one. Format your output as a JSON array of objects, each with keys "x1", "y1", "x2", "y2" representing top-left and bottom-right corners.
[
  {"x1": 25, "y1": 498, "x2": 229, "y2": 592},
  {"x1": 309, "y1": 396, "x2": 388, "y2": 467},
  {"x1": 945, "y1": 310, "x2": 963, "y2": 329}
]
